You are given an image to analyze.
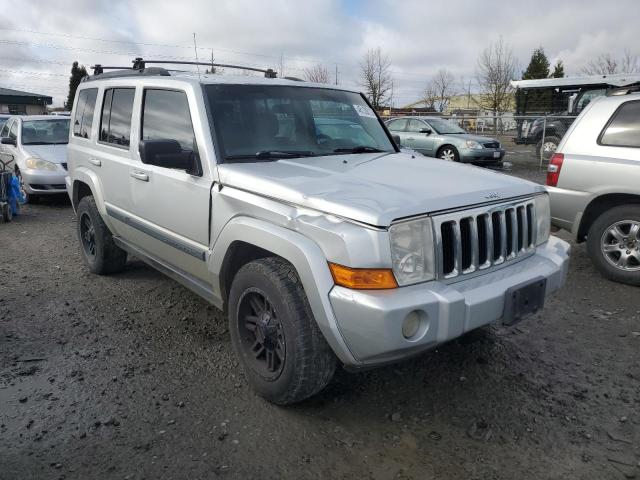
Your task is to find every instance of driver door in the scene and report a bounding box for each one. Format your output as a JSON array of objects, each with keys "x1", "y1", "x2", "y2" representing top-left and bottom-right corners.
[{"x1": 405, "y1": 119, "x2": 435, "y2": 155}]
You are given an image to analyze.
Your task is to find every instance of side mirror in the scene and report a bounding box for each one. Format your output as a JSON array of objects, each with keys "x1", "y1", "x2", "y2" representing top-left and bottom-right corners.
[
  {"x1": 392, "y1": 134, "x2": 402, "y2": 147},
  {"x1": 139, "y1": 139, "x2": 201, "y2": 175},
  {"x1": 0, "y1": 137, "x2": 16, "y2": 146},
  {"x1": 419, "y1": 128, "x2": 432, "y2": 135}
]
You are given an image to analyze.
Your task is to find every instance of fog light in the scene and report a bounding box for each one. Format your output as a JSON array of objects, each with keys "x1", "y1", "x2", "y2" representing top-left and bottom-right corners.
[{"x1": 402, "y1": 311, "x2": 421, "y2": 339}]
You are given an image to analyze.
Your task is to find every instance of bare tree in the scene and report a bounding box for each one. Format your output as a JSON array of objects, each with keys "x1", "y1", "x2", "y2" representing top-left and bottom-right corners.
[
  {"x1": 421, "y1": 82, "x2": 437, "y2": 110},
  {"x1": 475, "y1": 37, "x2": 518, "y2": 117},
  {"x1": 304, "y1": 64, "x2": 330, "y2": 83},
  {"x1": 360, "y1": 47, "x2": 393, "y2": 109},
  {"x1": 429, "y1": 69, "x2": 456, "y2": 112},
  {"x1": 582, "y1": 50, "x2": 640, "y2": 75}
]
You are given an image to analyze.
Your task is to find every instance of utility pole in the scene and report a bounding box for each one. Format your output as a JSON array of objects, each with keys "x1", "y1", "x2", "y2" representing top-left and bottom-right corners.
[
  {"x1": 279, "y1": 53, "x2": 284, "y2": 78},
  {"x1": 335, "y1": 64, "x2": 338, "y2": 85}
]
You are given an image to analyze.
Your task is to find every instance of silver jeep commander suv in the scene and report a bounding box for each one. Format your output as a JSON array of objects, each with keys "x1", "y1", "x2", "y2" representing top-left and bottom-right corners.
[{"x1": 67, "y1": 59, "x2": 570, "y2": 404}]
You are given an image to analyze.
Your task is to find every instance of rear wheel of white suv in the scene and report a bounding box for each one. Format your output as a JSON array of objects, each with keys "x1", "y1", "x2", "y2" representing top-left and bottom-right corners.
[
  {"x1": 228, "y1": 257, "x2": 337, "y2": 405},
  {"x1": 587, "y1": 205, "x2": 640, "y2": 286},
  {"x1": 76, "y1": 196, "x2": 127, "y2": 275}
]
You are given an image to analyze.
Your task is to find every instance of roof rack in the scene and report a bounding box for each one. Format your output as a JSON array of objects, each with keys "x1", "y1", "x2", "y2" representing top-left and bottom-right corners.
[
  {"x1": 607, "y1": 85, "x2": 640, "y2": 96},
  {"x1": 85, "y1": 57, "x2": 278, "y2": 81}
]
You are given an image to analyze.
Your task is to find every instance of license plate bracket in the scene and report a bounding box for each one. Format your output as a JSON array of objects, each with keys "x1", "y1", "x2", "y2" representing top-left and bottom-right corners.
[
  {"x1": 503, "y1": 276, "x2": 547, "y2": 326},
  {"x1": 493, "y1": 151, "x2": 501, "y2": 158}
]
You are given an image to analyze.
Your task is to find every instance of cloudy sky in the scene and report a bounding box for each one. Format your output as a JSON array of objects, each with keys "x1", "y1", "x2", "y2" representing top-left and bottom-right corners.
[{"x1": 1, "y1": 0, "x2": 638, "y2": 107}]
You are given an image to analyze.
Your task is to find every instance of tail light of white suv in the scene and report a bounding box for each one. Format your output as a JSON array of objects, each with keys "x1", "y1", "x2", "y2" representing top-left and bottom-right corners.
[{"x1": 546, "y1": 153, "x2": 564, "y2": 187}]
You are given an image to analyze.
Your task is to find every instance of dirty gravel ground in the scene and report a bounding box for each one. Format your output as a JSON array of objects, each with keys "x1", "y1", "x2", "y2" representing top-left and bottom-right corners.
[{"x1": 1, "y1": 162, "x2": 639, "y2": 480}]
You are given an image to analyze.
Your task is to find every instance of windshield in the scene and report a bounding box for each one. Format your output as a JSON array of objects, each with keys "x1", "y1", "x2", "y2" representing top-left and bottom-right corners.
[
  {"x1": 205, "y1": 84, "x2": 395, "y2": 161},
  {"x1": 21, "y1": 119, "x2": 70, "y2": 145},
  {"x1": 426, "y1": 118, "x2": 467, "y2": 135}
]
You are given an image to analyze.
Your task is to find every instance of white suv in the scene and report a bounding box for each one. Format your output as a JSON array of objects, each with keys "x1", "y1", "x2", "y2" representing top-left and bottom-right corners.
[
  {"x1": 547, "y1": 88, "x2": 640, "y2": 285},
  {"x1": 66, "y1": 60, "x2": 569, "y2": 404}
]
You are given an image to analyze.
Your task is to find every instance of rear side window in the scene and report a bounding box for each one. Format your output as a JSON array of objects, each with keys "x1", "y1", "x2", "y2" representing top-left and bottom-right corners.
[
  {"x1": 73, "y1": 88, "x2": 98, "y2": 139},
  {"x1": 599, "y1": 100, "x2": 640, "y2": 148},
  {"x1": 387, "y1": 118, "x2": 407, "y2": 132},
  {"x1": 141, "y1": 89, "x2": 197, "y2": 152},
  {"x1": 100, "y1": 88, "x2": 135, "y2": 147}
]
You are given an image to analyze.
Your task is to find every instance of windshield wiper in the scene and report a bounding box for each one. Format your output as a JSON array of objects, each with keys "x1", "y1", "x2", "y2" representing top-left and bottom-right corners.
[
  {"x1": 226, "y1": 150, "x2": 316, "y2": 161},
  {"x1": 333, "y1": 146, "x2": 384, "y2": 154}
]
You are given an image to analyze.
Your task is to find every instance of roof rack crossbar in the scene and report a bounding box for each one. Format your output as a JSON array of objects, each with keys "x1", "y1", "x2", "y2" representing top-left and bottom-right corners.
[{"x1": 132, "y1": 58, "x2": 277, "y2": 78}]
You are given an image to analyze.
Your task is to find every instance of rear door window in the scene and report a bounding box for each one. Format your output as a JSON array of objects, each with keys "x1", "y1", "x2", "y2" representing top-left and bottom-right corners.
[
  {"x1": 73, "y1": 88, "x2": 98, "y2": 139},
  {"x1": 99, "y1": 88, "x2": 135, "y2": 148},
  {"x1": 0, "y1": 119, "x2": 11, "y2": 138},
  {"x1": 386, "y1": 118, "x2": 408, "y2": 132},
  {"x1": 599, "y1": 100, "x2": 640, "y2": 148}
]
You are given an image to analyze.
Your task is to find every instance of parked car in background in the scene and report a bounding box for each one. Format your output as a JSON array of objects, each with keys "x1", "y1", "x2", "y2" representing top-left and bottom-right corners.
[
  {"x1": 547, "y1": 87, "x2": 640, "y2": 285},
  {"x1": 385, "y1": 116, "x2": 505, "y2": 165},
  {"x1": 0, "y1": 115, "x2": 70, "y2": 203}
]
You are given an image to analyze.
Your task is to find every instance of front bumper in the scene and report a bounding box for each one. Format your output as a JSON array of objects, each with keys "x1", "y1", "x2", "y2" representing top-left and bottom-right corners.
[
  {"x1": 460, "y1": 148, "x2": 505, "y2": 163},
  {"x1": 21, "y1": 168, "x2": 67, "y2": 195},
  {"x1": 329, "y1": 236, "x2": 569, "y2": 367}
]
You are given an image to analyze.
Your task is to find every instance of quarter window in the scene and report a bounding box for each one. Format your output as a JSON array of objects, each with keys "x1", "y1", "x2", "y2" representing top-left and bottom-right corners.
[
  {"x1": 100, "y1": 88, "x2": 135, "y2": 147},
  {"x1": 73, "y1": 88, "x2": 98, "y2": 139},
  {"x1": 141, "y1": 89, "x2": 197, "y2": 152},
  {"x1": 599, "y1": 100, "x2": 640, "y2": 148}
]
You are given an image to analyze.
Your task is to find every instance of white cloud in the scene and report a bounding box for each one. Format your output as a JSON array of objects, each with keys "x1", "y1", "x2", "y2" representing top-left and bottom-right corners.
[{"x1": 0, "y1": 0, "x2": 638, "y2": 106}]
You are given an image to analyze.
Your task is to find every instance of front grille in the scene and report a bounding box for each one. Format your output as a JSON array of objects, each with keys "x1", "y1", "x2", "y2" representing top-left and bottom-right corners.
[
  {"x1": 29, "y1": 184, "x2": 66, "y2": 191},
  {"x1": 483, "y1": 141, "x2": 500, "y2": 149},
  {"x1": 434, "y1": 198, "x2": 536, "y2": 279}
]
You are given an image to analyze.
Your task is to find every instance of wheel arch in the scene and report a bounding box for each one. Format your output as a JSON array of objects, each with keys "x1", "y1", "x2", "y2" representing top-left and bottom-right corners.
[
  {"x1": 70, "y1": 168, "x2": 107, "y2": 215},
  {"x1": 577, "y1": 193, "x2": 640, "y2": 242},
  {"x1": 209, "y1": 216, "x2": 357, "y2": 365}
]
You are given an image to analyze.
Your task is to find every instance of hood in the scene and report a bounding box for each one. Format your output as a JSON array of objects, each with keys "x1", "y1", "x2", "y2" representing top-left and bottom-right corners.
[
  {"x1": 22, "y1": 144, "x2": 67, "y2": 164},
  {"x1": 218, "y1": 152, "x2": 544, "y2": 227}
]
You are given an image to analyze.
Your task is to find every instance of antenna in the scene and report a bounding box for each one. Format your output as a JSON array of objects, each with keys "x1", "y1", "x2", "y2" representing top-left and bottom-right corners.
[{"x1": 193, "y1": 33, "x2": 201, "y2": 81}]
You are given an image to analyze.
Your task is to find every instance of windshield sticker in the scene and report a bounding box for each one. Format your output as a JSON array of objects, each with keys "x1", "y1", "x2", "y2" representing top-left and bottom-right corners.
[{"x1": 353, "y1": 104, "x2": 377, "y2": 118}]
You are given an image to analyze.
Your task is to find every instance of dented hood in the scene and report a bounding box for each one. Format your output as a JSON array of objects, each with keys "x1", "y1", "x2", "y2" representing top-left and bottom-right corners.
[{"x1": 218, "y1": 152, "x2": 544, "y2": 227}]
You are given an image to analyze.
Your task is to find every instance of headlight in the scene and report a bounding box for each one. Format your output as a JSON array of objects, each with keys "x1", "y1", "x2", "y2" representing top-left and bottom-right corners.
[
  {"x1": 465, "y1": 140, "x2": 483, "y2": 150},
  {"x1": 25, "y1": 158, "x2": 57, "y2": 171},
  {"x1": 389, "y1": 217, "x2": 435, "y2": 286},
  {"x1": 534, "y1": 194, "x2": 551, "y2": 245}
]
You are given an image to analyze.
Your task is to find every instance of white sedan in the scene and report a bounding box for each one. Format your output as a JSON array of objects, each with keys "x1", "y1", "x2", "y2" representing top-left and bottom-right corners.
[{"x1": 0, "y1": 115, "x2": 69, "y2": 203}]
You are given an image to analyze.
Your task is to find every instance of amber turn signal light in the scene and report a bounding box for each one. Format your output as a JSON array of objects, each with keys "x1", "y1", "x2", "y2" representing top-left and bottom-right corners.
[{"x1": 328, "y1": 263, "x2": 398, "y2": 289}]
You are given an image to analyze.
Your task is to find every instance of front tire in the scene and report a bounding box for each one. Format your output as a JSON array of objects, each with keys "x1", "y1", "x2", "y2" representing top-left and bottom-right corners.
[
  {"x1": 437, "y1": 145, "x2": 460, "y2": 162},
  {"x1": 586, "y1": 205, "x2": 640, "y2": 286},
  {"x1": 228, "y1": 257, "x2": 337, "y2": 405},
  {"x1": 1, "y1": 202, "x2": 12, "y2": 222},
  {"x1": 76, "y1": 196, "x2": 127, "y2": 275}
]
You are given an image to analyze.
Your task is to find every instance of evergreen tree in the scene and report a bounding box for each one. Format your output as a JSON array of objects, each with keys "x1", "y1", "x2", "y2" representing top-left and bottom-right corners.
[
  {"x1": 522, "y1": 47, "x2": 550, "y2": 80},
  {"x1": 65, "y1": 61, "x2": 88, "y2": 110},
  {"x1": 551, "y1": 60, "x2": 565, "y2": 78}
]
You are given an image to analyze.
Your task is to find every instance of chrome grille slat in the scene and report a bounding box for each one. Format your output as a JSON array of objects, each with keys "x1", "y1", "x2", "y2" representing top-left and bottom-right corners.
[{"x1": 434, "y1": 198, "x2": 537, "y2": 280}]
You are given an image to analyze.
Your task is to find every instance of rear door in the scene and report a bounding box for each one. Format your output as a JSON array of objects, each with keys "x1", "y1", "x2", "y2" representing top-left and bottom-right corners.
[
  {"x1": 386, "y1": 118, "x2": 408, "y2": 146},
  {"x1": 127, "y1": 87, "x2": 212, "y2": 282}
]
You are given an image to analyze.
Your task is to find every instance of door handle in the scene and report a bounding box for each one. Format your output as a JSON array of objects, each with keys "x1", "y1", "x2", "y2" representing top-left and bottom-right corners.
[
  {"x1": 130, "y1": 170, "x2": 149, "y2": 182},
  {"x1": 88, "y1": 158, "x2": 101, "y2": 166}
]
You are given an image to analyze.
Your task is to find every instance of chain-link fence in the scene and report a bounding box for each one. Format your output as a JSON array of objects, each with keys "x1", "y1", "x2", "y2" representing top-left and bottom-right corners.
[{"x1": 380, "y1": 113, "x2": 578, "y2": 168}]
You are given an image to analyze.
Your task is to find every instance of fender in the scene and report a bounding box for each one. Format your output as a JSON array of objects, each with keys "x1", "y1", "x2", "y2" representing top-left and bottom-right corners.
[
  {"x1": 209, "y1": 216, "x2": 358, "y2": 366},
  {"x1": 71, "y1": 166, "x2": 108, "y2": 216}
]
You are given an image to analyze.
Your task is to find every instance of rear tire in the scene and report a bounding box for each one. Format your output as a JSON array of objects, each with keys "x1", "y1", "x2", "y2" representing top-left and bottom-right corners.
[
  {"x1": 536, "y1": 135, "x2": 561, "y2": 161},
  {"x1": 76, "y1": 196, "x2": 127, "y2": 275},
  {"x1": 228, "y1": 257, "x2": 337, "y2": 405},
  {"x1": 586, "y1": 205, "x2": 640, "y2": 286},
  {"x1": 437, "y1": 145, "x2": 460, "y2": 162}
]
